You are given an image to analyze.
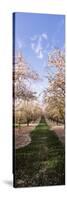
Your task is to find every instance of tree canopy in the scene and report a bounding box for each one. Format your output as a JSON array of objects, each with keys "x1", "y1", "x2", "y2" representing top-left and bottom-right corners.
[{"x1": 43, "y1": 49, "x2": 65, "y2": 123}]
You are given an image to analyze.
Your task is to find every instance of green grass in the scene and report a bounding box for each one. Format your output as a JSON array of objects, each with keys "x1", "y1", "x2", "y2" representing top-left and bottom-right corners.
[{"x1": 15, "y1": 118, "x2": 65, "y2": 187}]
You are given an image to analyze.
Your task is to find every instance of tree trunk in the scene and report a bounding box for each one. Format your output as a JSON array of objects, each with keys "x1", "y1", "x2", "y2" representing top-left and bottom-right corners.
[{"x1": 27, "y1": 121, "x2": 29, "y2": 126}]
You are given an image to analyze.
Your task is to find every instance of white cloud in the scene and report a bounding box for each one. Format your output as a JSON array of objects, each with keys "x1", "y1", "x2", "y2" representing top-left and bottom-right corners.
[
  {"x1": 31, "y1": 35, "x2": 38, "y2": 41},
  {"x1": 31, "y1": 43, "x2": 35, "y2": 50},
  {"x1": 35, "y1": 36, "x2": 42, "y2": 54},
  {"x1": 31, "y1": 35, "x2": 43, "y2": 59},
  {"x1": 17, "y1": 38, "x2": 26, "y2": 50},
  {"x1": 37, "y1": 51, "x2": 43, "y2": 59},
  {"x1": 31, "y1": 33, "x2": 48, "y2": 60},
  {"x1": 42, "y1": 33, "x2": 48, "y2": 40},
  {"x1": 17, "y1": 39, "x2": 22, "y2": 49},
  {"x1": 31, "y1": 41, "x2": 43, "y2": 59}
]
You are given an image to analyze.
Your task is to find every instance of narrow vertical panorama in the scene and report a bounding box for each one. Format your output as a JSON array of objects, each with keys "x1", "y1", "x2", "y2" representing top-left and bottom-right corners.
[{"x1": 13, "y1": 12, "x2": 65, "y2": 188}]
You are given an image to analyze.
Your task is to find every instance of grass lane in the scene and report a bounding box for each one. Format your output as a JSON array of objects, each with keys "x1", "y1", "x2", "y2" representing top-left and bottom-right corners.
[{"x1": 15, "y1": 119, "x2": 65, "y2": 187}]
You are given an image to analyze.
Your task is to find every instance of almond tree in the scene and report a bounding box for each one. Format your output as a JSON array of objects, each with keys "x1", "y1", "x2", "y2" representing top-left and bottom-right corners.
[
  {"x1": 44, "y1": 48, "x2": 65, "y2": 123},
  {"x1": 15, "y1": 101, "x2": 42, "y2": 126},
  {"x1": 13, "y1": 52, "x2": 40, "y2": 104},
  {"x1": 13, "y1": 52, "x2": 40, "y2": 126}
]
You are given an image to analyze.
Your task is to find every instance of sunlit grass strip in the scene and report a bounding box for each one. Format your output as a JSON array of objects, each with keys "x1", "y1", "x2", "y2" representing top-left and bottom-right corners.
[{"x1": 15, "y1": 118, "x2": 65, "y2": 187}]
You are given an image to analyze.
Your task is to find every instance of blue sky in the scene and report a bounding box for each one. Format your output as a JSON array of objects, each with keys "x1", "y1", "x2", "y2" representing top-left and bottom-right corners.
[{"x1": 14, "y1": 13, "x2": 65, "y2": 103}]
